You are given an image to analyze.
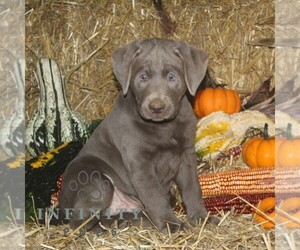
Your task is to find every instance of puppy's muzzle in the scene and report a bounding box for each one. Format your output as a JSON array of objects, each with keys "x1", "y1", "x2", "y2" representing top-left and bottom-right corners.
[
  {"x1": 148, "y1": 98, "x2": 166, "y2": 114},
  {"x1": 140, "y1": 95, "x2": 176, "y2": 121}
]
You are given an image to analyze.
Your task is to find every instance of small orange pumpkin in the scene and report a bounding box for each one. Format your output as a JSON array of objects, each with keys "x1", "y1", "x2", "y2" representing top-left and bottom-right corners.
[
  {"x1": 277, "y1": 197, "x2": 300, "y2": 228},
  {"x1": 242, "y1": 123, "x2": 275, "y2": 168},
  {"x1": 253, "y1": 197, "x2": 275, "y2": 229},
  {"x1": 276, "y1": 123, "x2": 300, "y2": 168},
  {"x1": 193, "y1": 87, "x2": 241, "y2": 118}
]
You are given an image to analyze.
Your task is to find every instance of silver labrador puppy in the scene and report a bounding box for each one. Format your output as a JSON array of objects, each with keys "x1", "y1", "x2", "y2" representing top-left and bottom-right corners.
[{"x1": 59, "y1": 38, "x2": 218, "y2": 233}]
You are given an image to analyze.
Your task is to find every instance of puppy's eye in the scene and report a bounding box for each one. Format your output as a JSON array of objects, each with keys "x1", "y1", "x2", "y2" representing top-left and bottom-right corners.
[
  {"x1": 139, "y1": 73, "x2": 148, "y2": 82},
  {"x1": 167, "y1": 72, "x2": 176, "y2": 81}
]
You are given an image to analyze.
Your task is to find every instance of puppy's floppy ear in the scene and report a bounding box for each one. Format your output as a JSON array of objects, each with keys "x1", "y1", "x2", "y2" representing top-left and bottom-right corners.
[
  {"x1": 112, "y1": 41, "x2": 141, "y2": 96},
  {"x1": 174, "y1": 41, "x2": 208, "y2": 96}
]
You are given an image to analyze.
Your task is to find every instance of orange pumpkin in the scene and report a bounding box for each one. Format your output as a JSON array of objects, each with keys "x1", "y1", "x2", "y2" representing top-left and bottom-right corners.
[
  {"x1": 277, "y1": 197, "x2": 300, "y2": 228},
  {"x1": 193, "y1": 87, "x2": 241, "y2": 118},
  {"x1": 276, "y1": 123, "x2": 300, "y2": 168},
  {"x1": 242, "y1": 124, "x2": 275, "y2": 168},
  {"x1": 253, "y1": 197, "x2": 275, "y2": 229}
]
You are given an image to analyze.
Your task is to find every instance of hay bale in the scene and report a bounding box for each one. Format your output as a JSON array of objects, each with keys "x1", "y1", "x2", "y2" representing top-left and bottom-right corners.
[{"x1": 25, "y1": 0, "x2": 274, "y2": 121}]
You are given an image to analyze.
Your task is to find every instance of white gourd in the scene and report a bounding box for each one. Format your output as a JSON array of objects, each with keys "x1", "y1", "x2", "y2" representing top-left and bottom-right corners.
[{"x1": 195, "y1": 110, "x2": 275, "y2": 159}]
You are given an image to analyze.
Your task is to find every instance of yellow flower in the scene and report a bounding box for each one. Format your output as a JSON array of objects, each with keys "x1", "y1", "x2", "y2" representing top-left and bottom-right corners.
[
  {"x1": 30, "y1": 152, "x2": 54, "y2": 168},
  {"x1": 7, "y1": 154, "x2": 25, "y2": 168},
  {"x1": 30, "y1": 142, "x2": 69, "y2": 169}
]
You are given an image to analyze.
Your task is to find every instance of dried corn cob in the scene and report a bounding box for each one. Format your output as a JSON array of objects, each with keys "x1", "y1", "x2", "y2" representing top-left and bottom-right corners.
[
  {"x1": 201, "y1": 167, "x2": 299, "y2": 214},
  {"x1": 175, "y1": 193, "x2": 300, "y2": 215},
  {"x1": 245, "y1": 127, "x2": 264, "y2": 139},
  {"x1": 204, "y1": 193, "x2": 300, "y2": 214},
  {"x1": 199, "y1": 167, "x2": 274, "y2": 197},
  {"x1": 216, "y1": 145, "x2": 243, "y2": 162},
  {"x1": 203, "y1": 193, "x2": 274, "y2": 214},
  {"x1": 199, "y1": 167, "x2": 300, "y2": 197},
  {"x1": 51, "y1": 174, "x2": 63, "y2": 207},
  {"x1": 227, "y1": 145, "x2": 243, "y2": 157}
]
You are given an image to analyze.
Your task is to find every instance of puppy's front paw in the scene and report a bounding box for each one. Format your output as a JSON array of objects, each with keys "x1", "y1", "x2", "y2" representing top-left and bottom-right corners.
[
  {"x1": 188, "y1": 213, "x2": 219, "y2": 226},
  {"x1": 153, "y1": 216, "x2": 182, "y2": 234},
  {"x1": 161, "y1": 221, "x2": 190, "y2": 234},
  {"x1": 207, "y1": 215, "x2": 220, "y2": 225}
]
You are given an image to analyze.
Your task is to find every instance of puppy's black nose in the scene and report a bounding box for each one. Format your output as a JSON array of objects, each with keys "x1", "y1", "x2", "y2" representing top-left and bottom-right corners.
[{"x1": 148, "y1": 99, "x2": 166, "y2": 114}]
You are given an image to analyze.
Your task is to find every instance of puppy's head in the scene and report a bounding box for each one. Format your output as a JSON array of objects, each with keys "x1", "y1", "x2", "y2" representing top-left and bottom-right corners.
[{"x1": 112, "y1": 38, "x2": 208, "y2": 122}]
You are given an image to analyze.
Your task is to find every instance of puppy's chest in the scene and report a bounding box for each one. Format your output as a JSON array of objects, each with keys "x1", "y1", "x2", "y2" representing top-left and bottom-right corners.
[
  {"x1": 151, "y1": 135, "x2": 186, "y2": 182},
  {"x1": 154, "y1": 123, "x2": 189, "y2": 148},
  {"x1": 152, "y1": 124, "x2": 191, "y2": 160}
]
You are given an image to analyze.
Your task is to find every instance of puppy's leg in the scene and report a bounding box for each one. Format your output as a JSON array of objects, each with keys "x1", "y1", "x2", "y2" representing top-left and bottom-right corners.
[
  {"x1": 60, "y1": 156, "x2": 115, "y2": 232},
  {"x1": 70, "y1": 173, "x2": 114, "y2": 231},
  {"x1": 129, "y1": 170, "x2": 184, "y2": 233},
  {"x1": 176, "y1": 150, "x2": 219, "y2": 226}
]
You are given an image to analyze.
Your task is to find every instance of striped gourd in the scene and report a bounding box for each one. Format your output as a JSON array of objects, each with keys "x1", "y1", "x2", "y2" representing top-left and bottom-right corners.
[
  {"x1": 0, "y1": 59, "x2": 25, "y2": 157},
  {"x1": 26, "y1": 58, "x2": 88, "y2": 157}
]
